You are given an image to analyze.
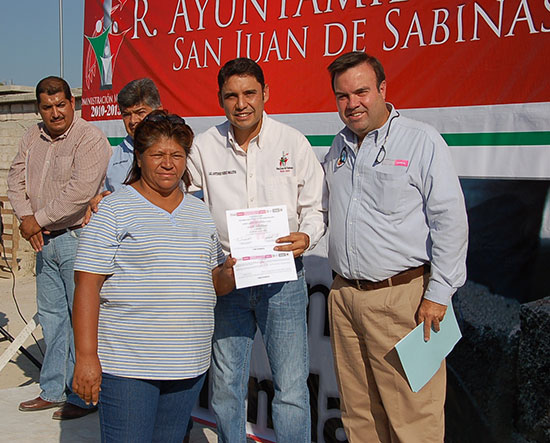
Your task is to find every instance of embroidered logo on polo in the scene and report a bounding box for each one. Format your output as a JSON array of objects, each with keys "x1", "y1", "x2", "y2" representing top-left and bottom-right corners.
[
  {"x1": 336, "y1": 148, "x2": 347, "y2": 168},
  {"x1": 276, "y1": 151, "x2": 293, "y2": 172}
]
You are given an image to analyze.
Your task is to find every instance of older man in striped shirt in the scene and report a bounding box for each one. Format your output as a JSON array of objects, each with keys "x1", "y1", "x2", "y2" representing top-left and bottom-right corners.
[{"x1": 7, "y1": 76, "x2": 111, "y2": 420}]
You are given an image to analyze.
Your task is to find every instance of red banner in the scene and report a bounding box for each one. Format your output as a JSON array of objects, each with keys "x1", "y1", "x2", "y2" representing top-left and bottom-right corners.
[{"x1": 82, "y1": 0, "x2": 550, "y2": 120}]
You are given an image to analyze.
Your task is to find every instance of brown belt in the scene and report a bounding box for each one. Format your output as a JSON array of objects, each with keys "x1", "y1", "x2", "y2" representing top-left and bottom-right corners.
[
  {"x1": 340, "y1": 264, "x2": 430, "y2": 291},
  {"x1": 44, "y1": 225, "x2": 81, "y2": 239}
]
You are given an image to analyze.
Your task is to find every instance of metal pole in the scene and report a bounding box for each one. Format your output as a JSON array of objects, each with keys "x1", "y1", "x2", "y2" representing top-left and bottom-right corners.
[{"x1": 59, "y1": 0, "x2": 64, "y2": 78}]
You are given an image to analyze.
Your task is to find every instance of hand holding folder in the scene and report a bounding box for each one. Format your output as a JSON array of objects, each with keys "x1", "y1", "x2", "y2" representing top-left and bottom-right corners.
[{"x1": 395, "y1": 304, "x2": 462, "y2": 392}]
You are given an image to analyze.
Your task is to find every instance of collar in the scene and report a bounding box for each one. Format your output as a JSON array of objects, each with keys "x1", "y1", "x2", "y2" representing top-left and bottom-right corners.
[
  {"x1": 121, "y1": 135, "x2": 134, "y2": 153},
  {"x1": 227, "y1": 112, "x2": 268, "y2": 152},
  {"x1": 373, "y1": 103, "x2": 398, "y2": 146},
  {"x1": 39, "y1": 114, "x2": 79, "y2": 142},
  {"x1": 337, "y1": 104, "x2": 398, "y2": 155},
  {"x1": 338, "y1": 126, "x2": 359, "y2": 153},
  {"x1": 365, "y1": 103, "x2": 397, "y2": 145}
]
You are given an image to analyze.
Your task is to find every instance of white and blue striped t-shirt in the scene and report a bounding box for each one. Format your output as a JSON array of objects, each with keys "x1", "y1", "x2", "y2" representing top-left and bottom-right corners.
[{"x1": 74, "y1": 185, "x2": 225, "y2": 380}]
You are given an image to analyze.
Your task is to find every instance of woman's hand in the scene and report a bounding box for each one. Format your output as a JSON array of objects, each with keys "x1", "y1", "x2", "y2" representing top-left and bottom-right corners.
[
  {"x1": 213, "y1": 255, "x2": 237, "y2": 296},
  {"x1": 73, "y1": 354, "x2": 102, "y2": 406}
]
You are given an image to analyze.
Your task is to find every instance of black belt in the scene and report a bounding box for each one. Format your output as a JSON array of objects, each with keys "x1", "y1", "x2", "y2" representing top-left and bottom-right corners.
[
  {"x1": 339, "y1": 264, "x2": 430, "y2": 291},
  {"x1": 43, "y1": 225, "x2": 81, "y2": 239}
]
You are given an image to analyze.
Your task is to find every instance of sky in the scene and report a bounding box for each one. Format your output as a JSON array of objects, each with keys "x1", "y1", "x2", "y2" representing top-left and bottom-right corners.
[{"x1": 0, "y1": 0, "x2": 85, "y2": 88}]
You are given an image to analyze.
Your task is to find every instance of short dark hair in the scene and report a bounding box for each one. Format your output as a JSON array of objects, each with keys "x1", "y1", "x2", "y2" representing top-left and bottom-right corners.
[
  {"x1": 327, "y1": 52, "x2": 386, "y2": 91},
  {"x1": 117, "y1": 78, "x2": 161, "y2": 112},
  {"x1": 218, "y1": 58, "x2": 265, "y2": 91},
  {"x1": 125, "y1": 110, "x2": 193, "y2": 189},
  {"x1": 35, "y1": 76, "x2": 72, "y2": 103}
]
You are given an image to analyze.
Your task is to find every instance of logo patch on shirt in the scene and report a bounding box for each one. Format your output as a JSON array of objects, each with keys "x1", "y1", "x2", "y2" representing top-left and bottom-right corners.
[
  {"x1": 276, "y1": 151, "x2": 293, "y2": 172},
  {"x1": 336, "y1": 149, "x2": 347, "y2": 168},
  {"x1": 394, "y1": 159, "x2": 409, "y2": 167},
  {"x1": 208, "y1": 170, "x2": 237, "y2": 176}
]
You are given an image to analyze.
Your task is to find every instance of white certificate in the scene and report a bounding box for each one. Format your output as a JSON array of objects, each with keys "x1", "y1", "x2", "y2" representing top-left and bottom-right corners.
[{"x1": 226, "y1": 205, "x2": 297, "y2": 289}]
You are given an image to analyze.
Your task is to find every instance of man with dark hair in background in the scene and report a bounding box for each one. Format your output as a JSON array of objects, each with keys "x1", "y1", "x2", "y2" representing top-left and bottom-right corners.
[
  {"x1": 7, "y1": 76, "x2": 111, "y2": 420},
  {"x1": 105, "y1": 77, "x2": 162, "y2": 192},
  {"x1": 188, "y1": 57, "x2": 324, "y2": 442},
  {"x1": 84, "y1": 78, "x2": 162, "y2": 221},
  {"x1": 323, "y1": 52, "x2": 468, "y2": 442}
]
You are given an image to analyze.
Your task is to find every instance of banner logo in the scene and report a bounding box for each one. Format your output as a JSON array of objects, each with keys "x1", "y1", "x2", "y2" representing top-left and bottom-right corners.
[{"x1": 84, "y1": 0, "x2": 131, "y2": 90}]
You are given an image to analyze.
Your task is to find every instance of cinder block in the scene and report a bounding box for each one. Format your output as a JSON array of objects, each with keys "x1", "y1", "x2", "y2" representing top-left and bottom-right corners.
[
  {"x1": 448, "y1": 282, "x2": 520, "y2": 442},
  {"x1": 10, "y1": 104, "x2": 25, "y2": 113},
  {"x1": 517, "y1": 298, "x2": 550, "y2": 441},
  {"x1": 22, "y1": 103, "x2": 37, "y2": 113}
]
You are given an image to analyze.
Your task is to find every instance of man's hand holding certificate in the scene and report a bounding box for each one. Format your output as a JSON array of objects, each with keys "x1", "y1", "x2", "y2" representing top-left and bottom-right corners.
[{"x1": 226, "y1": 205, "x2": 298, "y2": 289}]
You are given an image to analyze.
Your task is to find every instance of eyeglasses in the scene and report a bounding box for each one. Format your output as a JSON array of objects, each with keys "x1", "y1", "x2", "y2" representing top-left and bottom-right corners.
[
  {"x1": 143, "y1": 113, "x2": 186, "y2": 125},
  {"x1": 372, "y1": 111, "x2": 400, "y2": 167}
]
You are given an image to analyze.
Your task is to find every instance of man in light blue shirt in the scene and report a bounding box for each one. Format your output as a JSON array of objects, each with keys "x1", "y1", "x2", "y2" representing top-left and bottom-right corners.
[
  {"x1": 85, "y1": 78, "x2": 164, "y2": 222},
  {"x1": 323, "y1": 52, "x2": 468, "y2": 443},
  {"x1": 104, "y1": 78, "x2": 161, "y2": 192}
]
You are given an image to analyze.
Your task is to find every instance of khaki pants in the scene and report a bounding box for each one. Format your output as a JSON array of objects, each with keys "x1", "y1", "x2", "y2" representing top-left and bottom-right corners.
[{"x1": 329, "y1": 274, "x2": 446, "y2": 443}]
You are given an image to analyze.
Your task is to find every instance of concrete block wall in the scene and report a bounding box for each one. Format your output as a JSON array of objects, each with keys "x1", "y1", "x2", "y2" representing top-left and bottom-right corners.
[{"x1": 0, "y1": 86, "x2": 82, "y2": 275}]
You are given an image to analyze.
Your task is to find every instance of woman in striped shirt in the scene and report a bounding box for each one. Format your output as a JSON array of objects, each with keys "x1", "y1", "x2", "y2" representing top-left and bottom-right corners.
[{"x1": 71, "y1": 110, "x2": 235, "y2": 443}]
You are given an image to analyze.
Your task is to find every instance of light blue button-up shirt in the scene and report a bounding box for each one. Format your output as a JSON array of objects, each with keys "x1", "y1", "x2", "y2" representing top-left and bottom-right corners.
[
  {"x1": 104, "y1": 135, "x2": 134, "y2": 192},
  {"x1": 322, "y1": 105, "x2": 468, "y2": 305}
]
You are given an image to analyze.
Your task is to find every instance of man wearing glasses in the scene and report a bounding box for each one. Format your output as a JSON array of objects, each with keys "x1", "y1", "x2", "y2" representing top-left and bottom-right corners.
[{"x1": 322, "y1": 52, "x2": 468, "y2": 442}]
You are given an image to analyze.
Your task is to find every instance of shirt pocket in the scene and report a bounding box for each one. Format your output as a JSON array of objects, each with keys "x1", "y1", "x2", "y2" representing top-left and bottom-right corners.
[
  {"x1": 265, "y1": 175, "x2": 298, "y2": 207},
  {"x1": 52, "y1": 155, "x2": 74, "y2": 182},
  {"x1": 366, "y1": 169, "x2": 409, "y2": 215}
]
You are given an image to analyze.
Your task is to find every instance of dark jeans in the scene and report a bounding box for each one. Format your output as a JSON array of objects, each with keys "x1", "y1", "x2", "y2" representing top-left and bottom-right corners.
[{"x1": 99, "y1": 372, "x2": 205, "y2": 443}]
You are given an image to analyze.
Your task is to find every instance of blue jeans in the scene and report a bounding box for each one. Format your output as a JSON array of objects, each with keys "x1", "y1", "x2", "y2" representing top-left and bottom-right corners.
[
  {"x1": 211, "y1": 263, "x2": 311, "y2": 443},
  {"x1": 36, "y1": 228, "x2": 87, "y2": 407},
  {"x1": 99, "y1": 372, "x2": 205, "y2": 443}
]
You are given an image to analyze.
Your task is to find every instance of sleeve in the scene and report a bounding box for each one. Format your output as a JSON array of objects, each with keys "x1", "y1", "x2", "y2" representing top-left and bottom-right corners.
[
  {"x1": 321, "y1": 149, "x2": 334, "y2": 228},
  {"x1": 421, "y1": 130, "x2": 469, "y2": 305},
  {"x1": 7, "y1": 133, "x2": 34, "y2": 220},
  {"x1": 34, "y1": 129, "x2": 111, "y2": 228},
  {"x1": 210, "y1": 229, "x2": 226, "y2": 270},
  {"x1": 187, "y1": 141, "x2": 204, "y2": 194},
  {"x1": 103, "y1": 152, "x2": 116, "y2": 192},
  {"x1": 296, "y1": 136, "x2": 326, "y2": 250},
  {"x1": 74, "y1": 199, "x2": 119, "y2": 275}
]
